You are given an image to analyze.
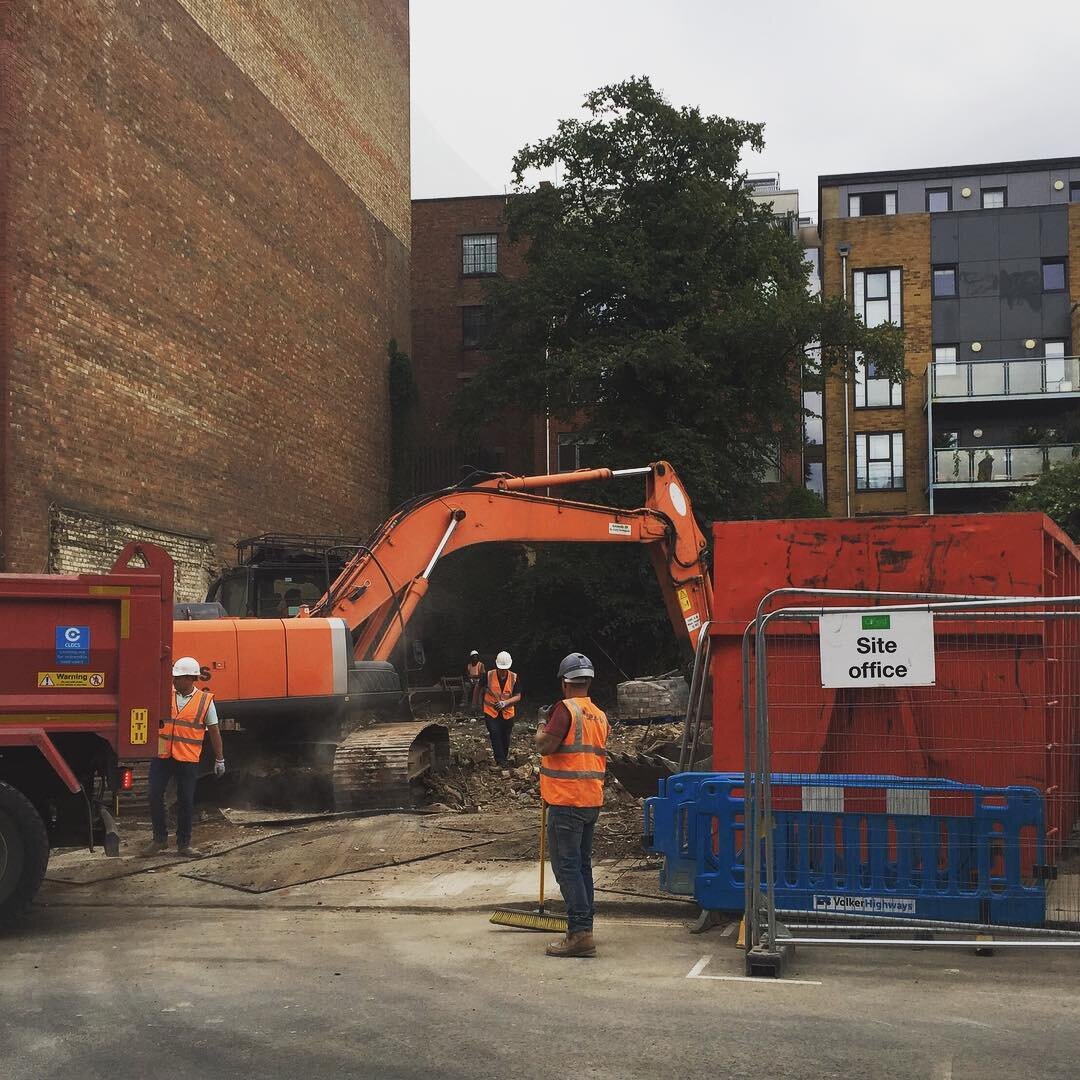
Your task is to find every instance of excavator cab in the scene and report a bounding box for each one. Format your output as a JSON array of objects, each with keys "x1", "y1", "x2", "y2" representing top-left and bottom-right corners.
[{"x1": 206, "y1": 535, "x2": 364, "y2": 618}]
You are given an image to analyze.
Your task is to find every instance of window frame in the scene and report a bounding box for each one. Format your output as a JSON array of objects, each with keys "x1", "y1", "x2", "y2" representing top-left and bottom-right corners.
[
  {"x1": 980, "y1": 187, "x2": 1007, "y2": 209},
  {"x1": 932, "y1": 264, "x2": 958, "y2": 299},
  {"x1": 849, "y1": 190, "x2": 898, "y2": 218},
  {"x1": 852, "y1": 267, "x2": 904, "y2": 409},
  {"x1": 855, "y1": 431, "x2": 906, "y2": 492},
  {"x1": 461, "y1": 233, "x2": 499, "y2": 277},
  {"x1": 933, "y1": 343, "x2": 959, "y2": 376},
  {"x1": 926, "y1": 188, "x2": 952, "y2": 213},
  {"x1": 1069, "y1": 182, "x2": 1080, "y2": 204},
  {"x1": 1042, "y1": 259, "x2": 1067, "y2": 294},
  {"x1": 461, "y1": 305, "x2": 492, "y2": 351}
]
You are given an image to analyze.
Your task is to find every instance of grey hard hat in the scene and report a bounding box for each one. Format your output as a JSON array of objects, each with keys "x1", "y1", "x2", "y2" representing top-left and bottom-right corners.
[{"x1": 558, "y1": 652, "x2": 595, "y2": 681}]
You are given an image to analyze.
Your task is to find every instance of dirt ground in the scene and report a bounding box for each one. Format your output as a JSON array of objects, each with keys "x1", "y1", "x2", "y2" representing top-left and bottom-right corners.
[{"x1": 417, "y1": 713, "x2": 684, "y2": 860}]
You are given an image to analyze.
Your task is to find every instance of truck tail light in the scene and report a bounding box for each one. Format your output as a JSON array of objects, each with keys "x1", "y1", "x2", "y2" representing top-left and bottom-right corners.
[{"x1": 119, "y1": 767, "x2": 133, "y2": 791}]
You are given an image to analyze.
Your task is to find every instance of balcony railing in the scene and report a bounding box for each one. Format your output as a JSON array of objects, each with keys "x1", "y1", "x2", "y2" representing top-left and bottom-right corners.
[
  {"x1": 932, "y1": 444, "x2": 1080, "y2": 485},
  {"x1": 930, "y1": 357, "x2": 1080, "y2": 401}
]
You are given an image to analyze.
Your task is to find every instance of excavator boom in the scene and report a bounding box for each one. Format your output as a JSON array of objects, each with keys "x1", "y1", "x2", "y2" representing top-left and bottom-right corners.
[{"x1": 308, "y1": 461, "x2": 711, "y2": 664}]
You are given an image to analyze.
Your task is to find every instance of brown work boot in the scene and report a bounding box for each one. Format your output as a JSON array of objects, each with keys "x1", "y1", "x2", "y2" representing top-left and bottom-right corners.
[
  {"x1": 545, "y1": 931, "x2": 596, "y2": 958},
  {"x1": 175, "y1": 845, "x2": 204, "y2": 859},
  {"x1": 139, "y1": 838, "x2": 168, "y2": 857}
]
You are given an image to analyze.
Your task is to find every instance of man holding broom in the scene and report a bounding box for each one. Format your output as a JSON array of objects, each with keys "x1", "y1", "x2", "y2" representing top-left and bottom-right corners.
[{"x1": 534, "y1": 652, "x2": 609, "y2": 958}]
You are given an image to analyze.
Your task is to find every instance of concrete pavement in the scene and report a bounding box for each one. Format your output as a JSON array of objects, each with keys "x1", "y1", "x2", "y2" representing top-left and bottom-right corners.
[{"x1": 3, "y1": 903, "x2": 1079, "y2": 1080}]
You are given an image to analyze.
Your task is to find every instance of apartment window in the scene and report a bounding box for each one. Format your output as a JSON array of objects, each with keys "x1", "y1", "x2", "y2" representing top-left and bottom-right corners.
[
  {"x1": 1042, "y1": 259, "x2": 1067, "y2": 293},
  {"x1": 462, "y1": 233, "x2": 498, "y2": 276},
  {"x1": 1045, "y1": 340, "x2": 1069, "y2": 392},
  {"x1": 934, "y1": 344, "x2": 958, "y2": 375},
  {"x1": 855, "y1": 432, "x2": 905, "y2": 490},
  {"x1": 759, "y1": 443, "x2": 780, "y2": 485},
  {"x1": 805, "y1": 462, "x2": 824, "y2": 499},
  {"x1": 932, "y1": 265, "x2": 958, "y2": 298},
  {"x1": 1071, "y1": 182, "x2": 1080, "y2": 203},
  {"x1": 926, "y1": 188, "x2": 952, "y2": 213},
  {"x1": 557, "y1": 433, "x2": 588, "y2": 473},
  {"x1": 849, "y1": 191, "x2": 897, "y2": 217},
  {"x1": 852, "y1": 268, "x2": 903, "y2": 408},
  {"x1": 803, "y1": 390, "x2": 823, "y2": 445},
  {"x1": 981, "y1": 187, "x2": 1007, "y2": 209},
  {"x1": 461, "y1": 306, "x2": 492, "y2": 350}
]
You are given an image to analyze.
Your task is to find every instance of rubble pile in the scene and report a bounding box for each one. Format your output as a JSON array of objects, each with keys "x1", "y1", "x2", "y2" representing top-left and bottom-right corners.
[{"x1": 420, "y1": 714, "x2": 683, "y2": 860}]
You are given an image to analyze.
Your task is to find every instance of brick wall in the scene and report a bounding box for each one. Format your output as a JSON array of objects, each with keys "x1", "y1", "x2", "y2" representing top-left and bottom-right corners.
[
  {"x1": 0, "y1": 1, "x2": 409, "y2": 572},
  {"x1": 410, "y1": 195, "x2": 537, "y2": 487},
  {"x1": 819, "y1": 203, "x2": 932, "y2": 516}
]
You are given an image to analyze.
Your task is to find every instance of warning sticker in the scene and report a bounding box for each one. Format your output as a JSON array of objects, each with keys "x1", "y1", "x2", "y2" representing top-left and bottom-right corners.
[
  {"x1": 130, "y1": 708, "x2": 149, "y2": 745},
  {"x1": 677, "y1": 588, "x2": 692, "y2": 613},
  {"x1": 814, "y1": 895, "x2": 916, "y2": 915},
  {"x1": 38, "y1": 672, "x2": 106, "y2": 689},
  {"x1": 685, "y1": 613, "x2": 701, "y2": 633},
  {"x1": 608, "y1": 522, "x2": 632, "y2": 536}
]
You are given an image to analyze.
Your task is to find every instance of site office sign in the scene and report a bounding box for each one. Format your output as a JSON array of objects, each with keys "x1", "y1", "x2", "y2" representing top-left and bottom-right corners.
[{"x1": 819, "y1": 611, "x2": 936, "y2": 688}]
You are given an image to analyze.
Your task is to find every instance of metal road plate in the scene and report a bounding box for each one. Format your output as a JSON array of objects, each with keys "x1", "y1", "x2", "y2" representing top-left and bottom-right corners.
[{"x1": 182, "y1": 813, "x2": 491, "y2": 892}]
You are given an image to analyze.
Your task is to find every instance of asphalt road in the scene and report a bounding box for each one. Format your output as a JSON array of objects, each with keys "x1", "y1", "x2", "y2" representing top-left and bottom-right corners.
[{"x1": 2, "y1": 904, "x2": 1078, "y2": 1080}]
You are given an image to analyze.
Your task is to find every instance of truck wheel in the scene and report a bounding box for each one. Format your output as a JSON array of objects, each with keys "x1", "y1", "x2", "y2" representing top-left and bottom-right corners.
[{"x1": 0, "y1": 782, "x2": 50, "y2": 927}]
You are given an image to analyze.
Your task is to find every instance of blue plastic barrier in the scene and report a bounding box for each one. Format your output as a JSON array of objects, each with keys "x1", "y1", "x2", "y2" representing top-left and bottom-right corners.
[{"x1": 645, "y1": 773, "x2": 1048, "y2": 927}]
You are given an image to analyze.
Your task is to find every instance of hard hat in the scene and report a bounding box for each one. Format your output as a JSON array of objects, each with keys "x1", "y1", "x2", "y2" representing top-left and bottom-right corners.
[
  {"x1": 558, "y1": 652, "x2": 594, "y2": 681},
  {"x1": 495, "y1": 650, "x2": 513, "y2": 670},
  {"x1": 469, "y1": 650, "x2": 479, "y2": 658},
  {"x1": 172, "y1": 656, "x2": 201, "y2": 678}
]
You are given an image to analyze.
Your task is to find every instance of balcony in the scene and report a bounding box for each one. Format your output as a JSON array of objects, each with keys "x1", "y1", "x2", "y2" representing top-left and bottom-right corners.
[
  {"x1": 932, "y1": 444, "x2": 1080, "y2": 487},
  {"x1": 929, "y1": 357, "x2": 1080, "y2": 403}
]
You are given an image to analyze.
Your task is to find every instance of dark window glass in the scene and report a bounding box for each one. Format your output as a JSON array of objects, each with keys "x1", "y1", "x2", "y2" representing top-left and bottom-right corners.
[
  {"x1": 462, "y1": 234, "x2": 498, "y2": 275},
  {"x1": 1043, "y1": 260, "x2": 1067, "y2": 292},
  {"x1": 461, "y1": 306, "x2": 492, "y2": 350},
  {"x1": 849, "y1": 190, "x2": 896, "y2": 217},
  {"x1": 933, "y1": 266, "x2": 957, "y2": 298},
  {"x1": 981, "y1": 188, "x2": 1006, "y2": 209},
  {"x1": 557, "y1": 434, "x2": 593, "y2": 472},
  {"x1": 805, "y1": 462, "x2": 824, "y2": 499},
  {"x1": 926, "y1": 189, "x2": 951, "y2": 212},
  {"x1": 1070, "y1": 182, "x2": 1080, "y2": 203}
]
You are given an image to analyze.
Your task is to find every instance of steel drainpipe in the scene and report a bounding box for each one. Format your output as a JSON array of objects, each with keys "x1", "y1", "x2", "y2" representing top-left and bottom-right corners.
[{"x1": 841, "y1": 248, "x2": 852, "y2": 518}]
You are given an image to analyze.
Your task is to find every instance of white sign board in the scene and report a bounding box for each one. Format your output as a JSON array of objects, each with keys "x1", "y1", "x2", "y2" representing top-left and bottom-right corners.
[{"x1": 819, "y1": 610, "x2": 935, "y2": 688}]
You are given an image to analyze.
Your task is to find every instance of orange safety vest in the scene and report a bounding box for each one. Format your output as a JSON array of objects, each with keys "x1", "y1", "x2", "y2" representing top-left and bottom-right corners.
[
  {"x1": 540, "y1": 697, "x2": 608, "y2": 808},
  {"x1": 483, "y1": 669, "x2": 517, "y2": 720},
  {"x1": 158, "y1": 688, "x2": 214, "y2": 763}
]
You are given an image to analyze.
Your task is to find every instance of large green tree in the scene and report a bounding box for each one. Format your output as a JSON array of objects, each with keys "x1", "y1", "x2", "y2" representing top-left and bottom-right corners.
[
  {"x1": 455, "y1": 76, "x2": 902, "y2": 522},
  {"x1": 1009, "y1": 461, "x2": 1080, "y2": 543},
  {"x1": 444, "y1": 78, "x2": 903, "y2": 692}
]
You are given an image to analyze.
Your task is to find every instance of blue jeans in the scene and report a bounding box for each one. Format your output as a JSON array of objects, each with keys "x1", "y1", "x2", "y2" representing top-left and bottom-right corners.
[
  {"x1": 149, "y1": 756, "x2": 200, "y2": 848},
  {"x1": 546, "y1": 804, "x2": 601, "y2": 933},
  {"x1": 485, "y1": 717, "x2": 514, "y2": 766}
]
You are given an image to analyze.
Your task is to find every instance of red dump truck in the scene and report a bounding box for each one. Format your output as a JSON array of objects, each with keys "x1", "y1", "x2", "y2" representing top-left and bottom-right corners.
[{"x1": 0, "y1": 542, "x2": 173, "y2": 924}]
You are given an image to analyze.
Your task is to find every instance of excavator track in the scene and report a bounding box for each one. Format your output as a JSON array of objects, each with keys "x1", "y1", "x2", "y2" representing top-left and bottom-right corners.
[{"x1": 332, "y1": 721, "x2": 450, "y2": 811}]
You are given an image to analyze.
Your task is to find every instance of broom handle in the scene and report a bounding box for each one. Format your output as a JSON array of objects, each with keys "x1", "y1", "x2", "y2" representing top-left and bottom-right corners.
[{"x1": 538, "y1": 801, "x2": 547, "y2": 912}]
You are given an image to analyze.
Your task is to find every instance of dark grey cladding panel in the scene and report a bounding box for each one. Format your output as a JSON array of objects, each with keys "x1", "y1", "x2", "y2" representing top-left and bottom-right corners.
[
  {"x1": 1042, "y1": 293, "x2": 1073, "y2": 337},
  {"x1": 1002, "y1": 294, "x2": 1043, "y2": 340},
  {"x1": 960, "y1": 262, "x2": 999, "y2": 298},
  {"x1": 998, "y1": 213, "x2": 1040, "y2": 259},
  {"x1": 931, "y1": 214, "x2": 960, "y2": 262},
  {"x1": 958, "y1": 214, "x2": 999, "y2": 260},
  {"x1": 933, "y1": 299, "x2": 959, "y2": 342},
  {"x1": 959, "y1": 297, "x2": 1002, "y2": 342},
  {"x1": 1000, "y1": 259, "x2": 1043, "y2": 298},
  {"x1": 1040, "y1": 209, "x2": 1069, "y2": 256}
]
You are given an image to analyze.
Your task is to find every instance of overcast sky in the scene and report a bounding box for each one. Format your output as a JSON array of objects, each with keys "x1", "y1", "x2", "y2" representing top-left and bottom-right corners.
[{"x1": 411, "y1": 0, "x2": 1077, "y2": 215}]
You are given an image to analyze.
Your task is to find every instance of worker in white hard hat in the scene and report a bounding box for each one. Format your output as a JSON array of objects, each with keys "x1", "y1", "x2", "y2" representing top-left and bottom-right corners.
[
  {"x1": 465, "y1": 650, "x2": 486, "y2": 718},
  {"x1": 142, "y1": 656, "x2": 225, "y2": 858},
  {"x1": 482, "y1": 650, "x2": 521, "y2": 777}
]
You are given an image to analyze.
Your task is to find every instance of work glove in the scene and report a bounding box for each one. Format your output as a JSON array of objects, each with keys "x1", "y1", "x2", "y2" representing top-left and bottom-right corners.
[{"x1": 214, "y1": 759, "x2": 226, "y2": 778}]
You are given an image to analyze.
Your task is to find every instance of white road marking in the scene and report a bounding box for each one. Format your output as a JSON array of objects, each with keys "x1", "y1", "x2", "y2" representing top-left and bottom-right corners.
[
  {"x1": 719, "y1": 921, "x2": 736, "y2": 938},
  {"x1": 685, "y1": 955, "x2": 822, "y2": 986}
]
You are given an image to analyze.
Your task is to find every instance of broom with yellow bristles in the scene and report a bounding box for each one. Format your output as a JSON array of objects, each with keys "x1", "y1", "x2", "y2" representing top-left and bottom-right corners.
[{"x1": 490, "y1": 801, "x2": 568, "y2": 932}]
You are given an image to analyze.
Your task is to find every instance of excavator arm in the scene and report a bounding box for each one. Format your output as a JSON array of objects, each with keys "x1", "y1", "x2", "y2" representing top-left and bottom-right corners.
[{"x1": 308, "y1": 461, "x2": 711, "y2": 664}]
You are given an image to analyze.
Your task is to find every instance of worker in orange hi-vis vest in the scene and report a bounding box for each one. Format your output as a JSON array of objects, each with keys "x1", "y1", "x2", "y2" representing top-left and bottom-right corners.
[
  {"x1": 535, "y1": 652, "x2": 609, "y2": 959},
  {"x1": 141, "y1": 657, "x2": 225, "y2": 859},
  {"x1": 465, "y1": 650, "x2": 486, "y2": 718},
  {"x1": 483, "y1": 650, "x2": 522, "y2": 777}
]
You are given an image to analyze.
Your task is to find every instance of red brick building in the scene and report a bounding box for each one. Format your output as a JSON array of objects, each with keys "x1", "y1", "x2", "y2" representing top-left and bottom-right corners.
[
  {"x1": 0, "y1": 1, "x2": 410, "y2": 597},
  {"x1": 410, "y1": 194, "x2": 583, "y2": 488}
]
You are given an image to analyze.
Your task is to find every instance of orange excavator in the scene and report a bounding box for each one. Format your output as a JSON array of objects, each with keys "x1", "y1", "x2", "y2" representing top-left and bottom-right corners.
[{"x1": 174, "y1": 461, "x2": 711, "y2": 808}]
